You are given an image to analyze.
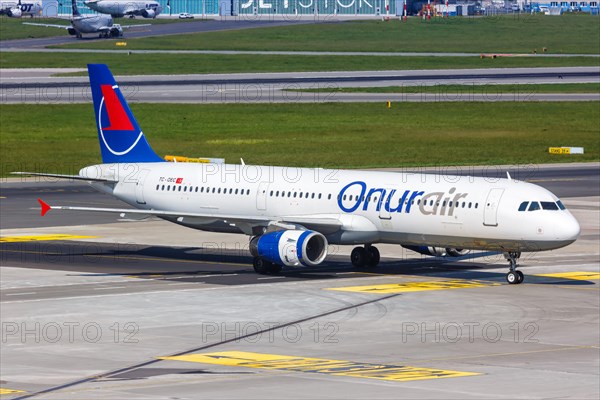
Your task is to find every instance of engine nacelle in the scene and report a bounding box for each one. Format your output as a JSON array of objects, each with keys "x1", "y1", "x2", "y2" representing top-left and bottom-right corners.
[
  {"x1": 8, "y1": 8, "x2": 22, "y2": 17},
  {"x1": 402, "y1": 245, "x2": 470, "y2": 258},
  {"x1": 446, "y1": 248, "x2": 470, "y2": 257},
  {"x1": 142, "y1": 9, "x2": 156, "y2": 18},
  {"x1": 250, "y1": 230, "x2": 328, "y2": 267}
]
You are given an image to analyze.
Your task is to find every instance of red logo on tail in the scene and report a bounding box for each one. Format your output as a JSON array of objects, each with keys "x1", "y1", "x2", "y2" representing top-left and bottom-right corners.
[{"x1": 100, "y1": 85, "x2": 134, "y2": 131}]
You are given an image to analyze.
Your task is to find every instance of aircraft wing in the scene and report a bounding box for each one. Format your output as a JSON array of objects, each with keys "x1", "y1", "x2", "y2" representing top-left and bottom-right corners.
[
  {"x1": 36, "y1": 199, "x2": 343, "y2": 234},
  {"x1": 23, "y1": 22, "x2": 70, "y2": 29}
]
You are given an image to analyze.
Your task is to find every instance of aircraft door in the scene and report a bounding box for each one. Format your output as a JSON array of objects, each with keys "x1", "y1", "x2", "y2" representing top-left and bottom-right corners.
[
  {"x1": 256, "y1": 182, "x2": 269, "y2": 211},
  {"x1": 379, "y1": 188, "x2": 395, "y2": 220},
  {"x1": 483, "y1": 188, "x2": 505, "y2": 227},
  {"x1": 135, "y1": 169, "x2": 151, "y2": 204}
]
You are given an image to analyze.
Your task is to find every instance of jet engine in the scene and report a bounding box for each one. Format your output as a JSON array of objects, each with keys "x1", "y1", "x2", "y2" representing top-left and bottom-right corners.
[
  {"x1": 141, "y1": 9, "x2": 156, "y2": 18},
  {"x1": 402, "y1": 245, "x2": 470, "y2": 258},
  {"x1": 250, "y1": 230, "x2": 328, "y2": 267},
  {"x1": 7, "y1": 8, "x2": 22, "y2": 17}
]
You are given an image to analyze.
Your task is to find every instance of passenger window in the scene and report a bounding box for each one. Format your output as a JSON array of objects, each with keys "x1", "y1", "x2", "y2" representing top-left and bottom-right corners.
[
  {"x1": 518, "y1": 201, "x2": 529, "y2": 211},
  {"x1": 318, "y1": 194, "x2": 322, "y2": 199},
  {"x1": 328, "y1": 194, "x2": 332, "y2": 200},
  {"x1": 312, "y1": 193, "x2": 315, "y2": 199},
  {"x1": 195, "y1": 187, "x2": 199, "y2": 192},
  {"x1": 475, "y1": 203, "x2": 478, "y2": 209},
  {"x1": 528, "y1": 202, "x2": 540, "y2": 211},
  {"x1": 468, "y1": 202, "x2": 472, "y2": 208},
  {"x1": 541, "y1": 201, "x2": 559, "y2": 210},
  {"x1": 556, "y1": 200, "x2": 566, "y2": 210},
  {"x1": 161, "y1": 185, "x2": 165, "y2": 191}
]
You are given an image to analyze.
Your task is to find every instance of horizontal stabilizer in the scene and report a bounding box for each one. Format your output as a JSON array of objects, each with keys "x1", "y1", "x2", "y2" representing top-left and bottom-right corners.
[{"x1": 11, "y1": 172, "x2": 118, "y2": 183}]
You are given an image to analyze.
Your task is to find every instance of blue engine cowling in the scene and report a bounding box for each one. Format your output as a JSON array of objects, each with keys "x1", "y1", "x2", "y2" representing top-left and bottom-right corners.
[
  {"x1": 402, "y1": 245, "x2": 470, "y2": 257},
  {"x1": 250, "y1": 230, "x2": 328, "y2": 267}
]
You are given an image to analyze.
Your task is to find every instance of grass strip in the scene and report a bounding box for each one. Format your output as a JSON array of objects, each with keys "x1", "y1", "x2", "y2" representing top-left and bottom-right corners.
[
  {"x1": 1, "y1": 102, "x2": 597, "y2": 176},
  {"x1": 1, "y1": 52, "x2": 599, "y2": 75}
]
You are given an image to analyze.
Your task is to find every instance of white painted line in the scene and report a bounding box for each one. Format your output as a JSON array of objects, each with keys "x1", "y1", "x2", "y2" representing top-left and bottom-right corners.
[
  {"x1": 93, "y1": 286, "x2": 127, "y2": 290},
  {"x1": 257, "y1": 276, "x2": 286, "y2": 280},
  {"x1": 5, "y1": 292, "x2": 36, "y2": 296}
]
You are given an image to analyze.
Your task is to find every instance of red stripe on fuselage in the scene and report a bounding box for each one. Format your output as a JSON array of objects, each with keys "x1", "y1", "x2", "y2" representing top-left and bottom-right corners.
[{"x1": 100, "y1": 85, "x2": 134, "y2": 131}]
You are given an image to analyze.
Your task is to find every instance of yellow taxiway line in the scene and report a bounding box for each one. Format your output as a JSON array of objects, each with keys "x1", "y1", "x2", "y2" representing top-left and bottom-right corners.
[{"x1": 160, "y1": 351, "x2": 480, "y2": 382}]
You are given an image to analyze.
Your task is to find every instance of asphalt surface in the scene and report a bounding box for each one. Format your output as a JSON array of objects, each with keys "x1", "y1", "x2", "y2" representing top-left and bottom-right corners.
[
  {"x1": 1, "y1": 164, "x2": 598, "y2": 399},
  {"x1": 1, "y1": 67, "x2": 599, "y2": 103}
]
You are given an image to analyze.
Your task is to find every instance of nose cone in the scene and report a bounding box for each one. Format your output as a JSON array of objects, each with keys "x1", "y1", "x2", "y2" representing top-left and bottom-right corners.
[
  {"x1": 562, "y1": 214, "x2": 581, "y2": 242},
  {"x1": 551, "y1": 213, "x2": 581, "y2": 250}
]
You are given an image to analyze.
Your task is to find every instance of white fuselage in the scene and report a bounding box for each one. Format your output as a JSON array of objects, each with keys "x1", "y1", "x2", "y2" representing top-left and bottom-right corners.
[
  {"x1": 82, "y1": 162, "x2": 580, "y2": 253},
  {"x1": 83, "y1": 0, "x2": 162, "y2": 17},
  {"x1": 72, "y1": 14, "x2": 114, "y2": 33}
]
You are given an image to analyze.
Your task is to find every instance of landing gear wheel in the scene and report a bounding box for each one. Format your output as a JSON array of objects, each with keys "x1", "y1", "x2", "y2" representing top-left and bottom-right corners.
[
  {"x1": 516, "y1": 270, "x2": 524, "y2": 284},
  {"x1": 253, "y1": 257, "x2": 270, "y2": 274},
  {"x1": 252, "y1": 257, "x2": 281, "y2": 275},
  {"x1": 351, "y1": 247, "x2": 367, "y2": 268},
  {"x1": 268, "y1": 264, "x2": 282, "y2": 275},
  {"x1": 505, "y1": 251, "x2": 523, "y2": 284},
  {"x1": 506, "y1": 271, "x2": 519, "y2": 284},
  {"x1": 366, "y1": 246, "x2": 380, "y2": 268}
]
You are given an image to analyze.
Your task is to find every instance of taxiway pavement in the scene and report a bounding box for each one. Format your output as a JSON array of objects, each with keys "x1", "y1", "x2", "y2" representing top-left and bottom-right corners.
[{"x1": 1, "y1": 67, "x2": 599, "y2": 104}]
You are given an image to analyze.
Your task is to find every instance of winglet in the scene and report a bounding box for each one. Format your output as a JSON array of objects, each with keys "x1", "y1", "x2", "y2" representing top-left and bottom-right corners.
[{"x1": 38, "y1": 198, "x2": 51, "y2": 217}]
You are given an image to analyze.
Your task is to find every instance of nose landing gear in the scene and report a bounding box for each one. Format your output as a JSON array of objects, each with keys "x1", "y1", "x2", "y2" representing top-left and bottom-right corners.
[{"x1": 504, "y1": 251, "x2": 524, "y2": 284}]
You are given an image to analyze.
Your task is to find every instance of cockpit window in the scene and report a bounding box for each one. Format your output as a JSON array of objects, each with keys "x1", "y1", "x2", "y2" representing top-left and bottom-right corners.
[
  {"x1": 556, "y1": 200, "x2": 566, "y2": 210},
  {"x1": 528, "y1": 202, "x2": 540, "y2": 211},
  {"x1": 518, "y1": 201, "x2": 529, "y2": 211},
  {"x1": 541, "y1": 201, "x2": 559, "y2": 210}
]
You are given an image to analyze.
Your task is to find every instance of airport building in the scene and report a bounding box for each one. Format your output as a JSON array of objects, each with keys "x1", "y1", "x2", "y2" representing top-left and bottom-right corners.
[
  {"x1": 51, "y1": 0, "x2": 410, "y2": 17},
  {"x1": 48, "y1": 0, "x2": 598, "y2": 16}
]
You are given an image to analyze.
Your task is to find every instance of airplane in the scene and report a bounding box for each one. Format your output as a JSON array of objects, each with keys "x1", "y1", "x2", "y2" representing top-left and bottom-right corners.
[
  {"x1": 83, "y1": 0, "x2": 162, "y2": 18},
  {"x1": 14, "y1": 64, "x2": 581, "y2": 284},
  {"x1": 0, "y1": 0, "x2": 42, "y2": 17},
  {"x1": 23, "y1": 0, "x2": 147, "y2": 38}
]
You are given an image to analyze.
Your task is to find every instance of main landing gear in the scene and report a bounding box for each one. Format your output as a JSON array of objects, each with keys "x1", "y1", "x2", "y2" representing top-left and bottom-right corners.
[
  {"x1": 252, "y1": 257, "x2": 282, "y2": 275},
  {"x1": 351, "y1": 245, "x2": 380, "y2": 268},
  {"x1": 504, "y1": 251, "x2": 524, "y2": 284}
]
